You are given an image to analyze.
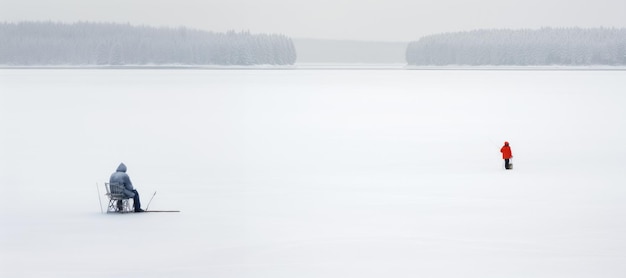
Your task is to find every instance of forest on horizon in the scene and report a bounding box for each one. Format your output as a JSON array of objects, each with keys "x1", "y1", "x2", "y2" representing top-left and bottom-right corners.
[
  {"x1": 0, "y1": 21, "x2": 296, "y2": 66},
  {"x1": 406, "y1": 28, "x2": 626, "y2": 66},
  {"x1": 1, "y1": 22, "x2": 626, "y2": 66}
]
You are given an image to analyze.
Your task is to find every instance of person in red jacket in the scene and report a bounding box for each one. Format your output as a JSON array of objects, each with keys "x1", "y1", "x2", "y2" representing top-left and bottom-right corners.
[{"x1": 500, "y1": 141, "x2": 513, "y2": 169}]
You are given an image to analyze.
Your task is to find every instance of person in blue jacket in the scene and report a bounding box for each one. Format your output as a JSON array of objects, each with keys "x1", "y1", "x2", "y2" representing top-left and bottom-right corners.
[{"x1": 109, "y1": 163, "x2": 144, "y2": 212}]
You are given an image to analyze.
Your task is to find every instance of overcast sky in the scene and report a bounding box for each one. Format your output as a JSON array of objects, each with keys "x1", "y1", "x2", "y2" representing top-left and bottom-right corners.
[{"x1": 2, "y1": 0, "x2": 626, "y2": 41}]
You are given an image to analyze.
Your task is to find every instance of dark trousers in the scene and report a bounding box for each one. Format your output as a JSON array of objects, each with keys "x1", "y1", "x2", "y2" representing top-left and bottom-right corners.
[
  {"x1": 504, "y1": 159, "x2": 511, "y2": 169},
  {"x1": 131, "y1": 190, "x2": 141, "y2": 210}
]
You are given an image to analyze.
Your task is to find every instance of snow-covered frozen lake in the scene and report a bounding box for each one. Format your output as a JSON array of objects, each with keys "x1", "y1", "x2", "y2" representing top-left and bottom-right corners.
[{"x1": 1, "y1": 69, "x2": 626, "y2": 277}]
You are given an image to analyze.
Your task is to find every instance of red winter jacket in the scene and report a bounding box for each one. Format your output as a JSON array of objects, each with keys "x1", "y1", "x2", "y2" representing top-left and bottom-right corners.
[{"x1": 500, "y1": 142, "x2": 512, "y2": 159}]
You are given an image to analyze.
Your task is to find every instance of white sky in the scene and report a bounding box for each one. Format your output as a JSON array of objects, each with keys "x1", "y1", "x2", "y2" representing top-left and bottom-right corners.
[{"x1": 2, "y1": 0, "x2": 626, "y2": 41}]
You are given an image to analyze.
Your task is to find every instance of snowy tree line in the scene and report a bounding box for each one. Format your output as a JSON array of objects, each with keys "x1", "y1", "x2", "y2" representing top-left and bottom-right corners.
[
  {"x1": 406, "y1": 28, "x2": 626, "y2": 66},
  {"x1": 0, "y1": 21, "x2": 296, "y2": 65}
]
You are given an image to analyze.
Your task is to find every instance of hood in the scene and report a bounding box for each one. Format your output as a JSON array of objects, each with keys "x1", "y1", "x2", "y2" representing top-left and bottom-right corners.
[
  {"x1": 116, "y1": 163, "x2": 127, "y2": 173},
  {"x1": 504, "y1": 141, "x2": 509, "y2": 146}
]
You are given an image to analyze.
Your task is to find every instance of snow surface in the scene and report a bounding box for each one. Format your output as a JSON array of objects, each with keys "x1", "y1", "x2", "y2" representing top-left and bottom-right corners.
[{"x1": 1, "y1": 69, "x2": 626, "y2": 278}]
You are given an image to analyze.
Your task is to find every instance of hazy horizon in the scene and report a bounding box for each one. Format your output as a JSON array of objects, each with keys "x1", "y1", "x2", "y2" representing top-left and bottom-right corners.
[{"x1": 2, "y1": 0, "x2": 626, "y2": 41}]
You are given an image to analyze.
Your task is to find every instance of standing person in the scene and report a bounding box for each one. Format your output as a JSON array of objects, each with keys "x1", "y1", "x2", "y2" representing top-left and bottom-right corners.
[
  {"x1": 500, "y1": 141, "x2": 513, "y2": 170},
  {"x1": 110, "y1": 162, "x2": 144, "y2": 212}
]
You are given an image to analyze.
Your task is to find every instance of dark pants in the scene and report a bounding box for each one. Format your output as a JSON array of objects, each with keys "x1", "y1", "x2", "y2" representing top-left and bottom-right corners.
[
  {"x1": 131, "y1": 190, "x2": 141, "y2": 210},
  {"x1": 504, "y1": 159, "x2": 511, "y2": 169}
]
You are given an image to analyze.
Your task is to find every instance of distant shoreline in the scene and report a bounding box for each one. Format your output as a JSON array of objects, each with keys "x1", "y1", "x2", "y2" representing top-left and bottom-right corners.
[{"x1": 2, "y1": 64, "x2": 626, "y2": 71}]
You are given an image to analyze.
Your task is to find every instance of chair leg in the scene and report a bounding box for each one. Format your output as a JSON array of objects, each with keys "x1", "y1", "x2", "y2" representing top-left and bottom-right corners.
[
  {"x1": 106, "y1": 198, "x2": 133, "y2": 213},
  {"x1": 122, "y1": 199, "x2": 133, "y2": 212},
  {"x1": 107, "y1": 199, "x2": 114, "y2": 213}
]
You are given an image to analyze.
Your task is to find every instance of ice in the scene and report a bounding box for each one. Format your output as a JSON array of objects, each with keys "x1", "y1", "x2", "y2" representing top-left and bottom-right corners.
[{"x1": 1, "y1": 69, "x2": 626, "y2": 277}]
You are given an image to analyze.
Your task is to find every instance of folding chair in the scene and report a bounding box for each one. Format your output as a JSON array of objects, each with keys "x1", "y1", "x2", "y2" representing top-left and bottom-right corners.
[{"x1": 105, "y1": 182, "x2": 133, "y2": 213}]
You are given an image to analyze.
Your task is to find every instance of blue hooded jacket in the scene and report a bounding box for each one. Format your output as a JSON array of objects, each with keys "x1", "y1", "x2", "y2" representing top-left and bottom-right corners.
[{"x1": 109, "y1": 163, "x2": 135, "y2": 198}]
